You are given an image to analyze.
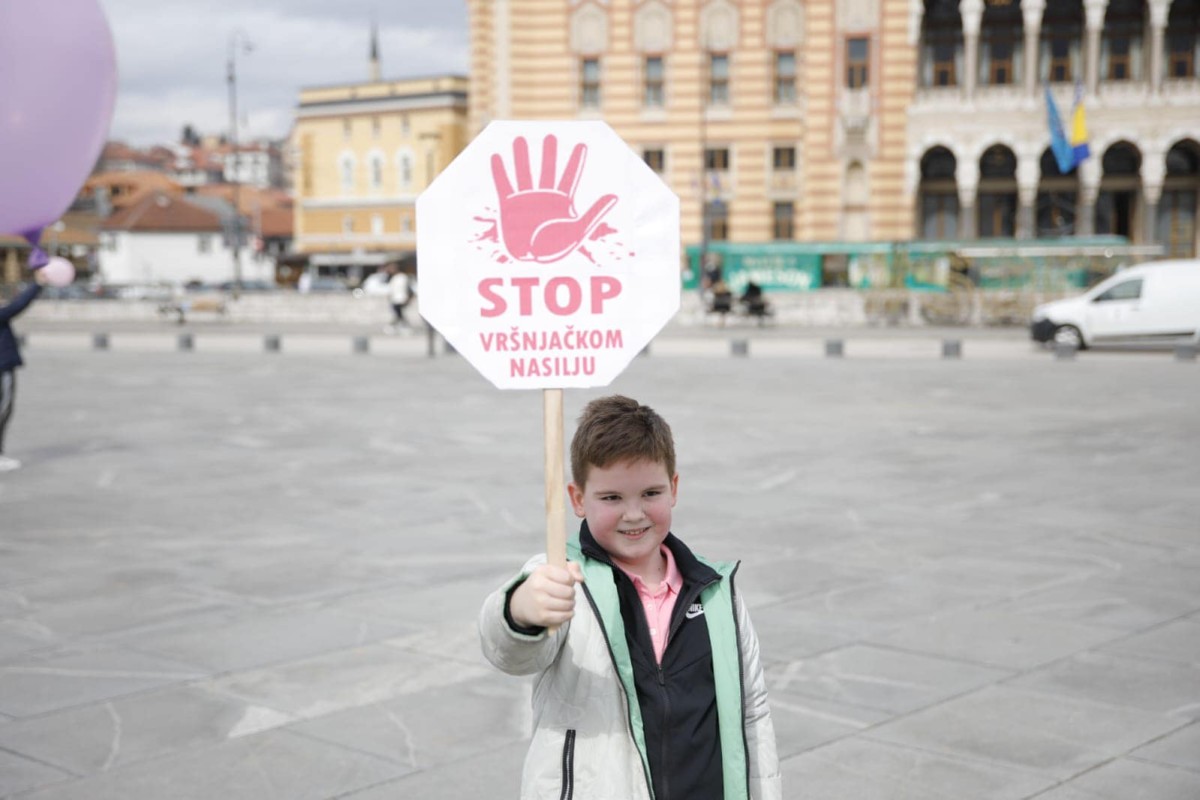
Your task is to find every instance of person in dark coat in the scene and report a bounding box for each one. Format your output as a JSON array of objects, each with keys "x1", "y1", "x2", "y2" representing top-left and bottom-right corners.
[{"x1": 0, "y1": 271, "x2": 45, "y2": 472}]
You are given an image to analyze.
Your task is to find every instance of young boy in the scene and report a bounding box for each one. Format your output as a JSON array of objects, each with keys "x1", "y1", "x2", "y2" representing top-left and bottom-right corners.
[{"x1": 479, "y1": 395, "x2": 780, "y2": 799}]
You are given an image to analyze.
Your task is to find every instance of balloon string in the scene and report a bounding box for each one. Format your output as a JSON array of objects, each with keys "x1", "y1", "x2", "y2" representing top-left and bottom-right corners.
[{"x1": 29, "y1": 246, "x2": 49, "y2": 269}]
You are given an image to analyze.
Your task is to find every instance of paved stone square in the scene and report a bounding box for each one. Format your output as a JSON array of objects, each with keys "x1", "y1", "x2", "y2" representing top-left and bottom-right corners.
[{"x1": 0, "y1": 343, "x2": 1197, "y2": 799}]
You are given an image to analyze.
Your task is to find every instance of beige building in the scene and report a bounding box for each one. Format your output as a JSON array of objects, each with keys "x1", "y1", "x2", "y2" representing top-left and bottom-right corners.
[
  {"x1": 467, "y1": 0, "x2": 1199, "y2": 260},
  {"x1": 292, "y1": 73, "x2": 469, "y2": 277},
  {"x1": 467, "y1": 0, "x2": 918, "y2": 249}
]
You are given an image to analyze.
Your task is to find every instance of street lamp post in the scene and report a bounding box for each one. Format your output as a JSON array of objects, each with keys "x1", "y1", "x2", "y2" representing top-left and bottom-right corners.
[{"x1": 227, "y1": 31, "x2": 253, "y2": 299}]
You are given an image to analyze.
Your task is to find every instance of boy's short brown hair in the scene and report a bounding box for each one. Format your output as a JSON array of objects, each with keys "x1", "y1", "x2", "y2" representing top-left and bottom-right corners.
[{"x1": 570, "y1": 395, "x2": 676, "y2": 487}]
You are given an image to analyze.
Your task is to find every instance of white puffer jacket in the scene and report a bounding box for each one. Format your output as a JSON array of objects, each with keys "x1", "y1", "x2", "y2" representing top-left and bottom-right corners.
[{"x1": 479, "y1": 545, "x2": 781, "y2": 800}]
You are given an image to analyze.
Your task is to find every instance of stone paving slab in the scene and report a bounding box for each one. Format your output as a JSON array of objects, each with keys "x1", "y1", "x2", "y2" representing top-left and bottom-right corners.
[{"x1": 0, "y1": 350, "x2": 1197, "y2": 799}]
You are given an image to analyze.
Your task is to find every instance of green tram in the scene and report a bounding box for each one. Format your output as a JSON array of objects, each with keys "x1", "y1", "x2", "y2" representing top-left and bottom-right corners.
[{"x1": 684, "y1": 237, "x2": 1164, "y2": 294}]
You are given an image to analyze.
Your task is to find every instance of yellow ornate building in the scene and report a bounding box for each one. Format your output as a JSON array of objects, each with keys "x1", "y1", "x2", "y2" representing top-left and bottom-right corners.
[
  {"x1": 292, "y1": 73, "x2": 469, "y2": 278},
  {"x1": 466, "y1": 0, "x2": 918, "y2": 248}
]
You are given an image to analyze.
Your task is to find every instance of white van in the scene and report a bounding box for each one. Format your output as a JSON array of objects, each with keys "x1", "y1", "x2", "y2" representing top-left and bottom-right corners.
[{"x1": 1030, "y1": 259, "x2": 1200, "y2": 349}]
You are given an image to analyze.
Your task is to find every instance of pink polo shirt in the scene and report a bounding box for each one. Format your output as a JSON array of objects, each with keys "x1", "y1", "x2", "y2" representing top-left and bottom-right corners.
[{"x1": 615, "y1": 545, "x2": 683, "y2": 664}]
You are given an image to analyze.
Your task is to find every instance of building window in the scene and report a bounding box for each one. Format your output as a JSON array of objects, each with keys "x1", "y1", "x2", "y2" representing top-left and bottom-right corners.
[
  {"x1": 921, "y1": 1, "x2": 962, "y2": 88},
  {"x1": 921, "y1": 194, "x2": 959, "y2": 239},
  {"x1": 1041, "y1": 10, "x2": 1081, "y2": 83},
  {"x1": 774, "y1": 52, "x2": 796, "y2": 104},
  {"x1": 342, "y1": 119, "x2": 352, "y2": 141},
  {"x1": 1108, "y1": 37, "x2": 1132, "y2": 80},
  {"x1": 580, "y1": 58, "x2": 601, "y2": 108},
  {"x1": 772, "y1": 146, "x2": 796, "y2": 170},
  {"x1": 197, "y1": 234, "x2": 212, "y2": 254},
  {"x1": 987, "y1": 37, "x2": 1015, "y2": 84},
  {"x1": 772, "y1": 201, "x2": 794, "y2": 239},
  {"x1": 401, "y1": 214, "x2": 413, "y2": 234},
  {"x1": 369, "y1": 154, "x2": 383, "y2": 191},
  {"x1": 401, "y1": 114, "x2": 411, "y2": 136},
  {"x1": 1103, "y1": 0, "x2": 1143, "y2": 82},
  {"x1": 1168, "y1": 34, "x2": 1196, "y2": 78},
  {"x1": 371, "y1": 214, "x2": 384, "y2": 235},
  {"x1": 704, "y1": 147, "x2": 730, "y2": 171},
  {"x1": 846, "y1": 38, "x2": 869, "y2": 88},
  {"x1": 708, "y1": 53, "x2": 729, "y2": 105},
  {"x1": 340, "y1": 155, "x2": 356, "y2": 193},
  {"x1": 932, "y1": 40, "x2": 958, "y2": 86},
  {"x1": 704, "y1": 201, "x2": 728, "y2": 241},
  {"x1": 342, "y1": 215, "x2": 354, "y2": 234},
  {"x1": 398, "y1": 152, "x2": 413, "y2": 190},
  {"x1": 643, "y1": 56, "x2": 664, "y2": 107},
  {"x1": 643, "y1": 148, "x2": 665, "y2": 174},
  {"x1": 372, "y1": 117, "x2": 381, "y2": 138}
]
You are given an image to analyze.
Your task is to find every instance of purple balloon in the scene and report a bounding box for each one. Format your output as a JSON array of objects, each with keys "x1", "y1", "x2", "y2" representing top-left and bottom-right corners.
[{"x1": 0, "y1": 1, "x2": 118, "y2": 241}]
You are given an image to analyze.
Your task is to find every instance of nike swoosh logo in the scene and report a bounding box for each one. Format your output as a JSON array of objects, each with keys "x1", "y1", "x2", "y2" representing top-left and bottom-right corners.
[{"x1": 685, "y1": 605, "x2": 704, "y2": 619}]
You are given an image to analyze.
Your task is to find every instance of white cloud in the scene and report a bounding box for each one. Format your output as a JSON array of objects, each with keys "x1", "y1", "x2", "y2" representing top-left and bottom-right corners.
[{"x1": 101, "y1": 1, "x2": 468, "y2": 145}]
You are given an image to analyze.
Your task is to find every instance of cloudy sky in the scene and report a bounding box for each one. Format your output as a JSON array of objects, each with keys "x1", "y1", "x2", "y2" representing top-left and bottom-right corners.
[{"x1": 103, "y1": 0, "x2": 469, "y2": 146}]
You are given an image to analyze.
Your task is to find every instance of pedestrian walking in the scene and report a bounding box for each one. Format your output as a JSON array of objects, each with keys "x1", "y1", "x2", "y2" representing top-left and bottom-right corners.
[
  {"x1": 0, "y1": 269, "x2": 46, "y2": 472},
  {"x1": 384, "y1": 261, "x2": 415, "y2": 333},
  {"x1": 479, "y1": 395, "x2": 781, "y2": 800}
]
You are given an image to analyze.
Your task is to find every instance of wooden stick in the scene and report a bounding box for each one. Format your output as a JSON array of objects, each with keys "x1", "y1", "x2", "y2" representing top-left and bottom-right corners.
[{"x1": 543, "y1": 388, "x2": 567, "y2": 569}]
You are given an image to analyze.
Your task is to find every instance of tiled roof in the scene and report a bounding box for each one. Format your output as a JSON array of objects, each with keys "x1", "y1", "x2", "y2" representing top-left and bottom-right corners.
[
  {"x1": 259, "y1": 207, "x2": 293, "y2": 238},
  {"x1": 102, "y1": 191, "x2": 223, "y2": 233},
  {"x1": 85, "y1": 171, "x2": 183, "y2": 209}
]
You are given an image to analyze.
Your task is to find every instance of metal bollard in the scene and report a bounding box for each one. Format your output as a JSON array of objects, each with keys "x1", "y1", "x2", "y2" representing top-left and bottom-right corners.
[
  {"x1": 825, "y1": 339, "x2": 844, "y2": 358},
  {"x1": 1054, "y1": 342, "x2": 1077, "y2": 360},
  {"x1": 942, "y1": 339, "x2": 962, "y2": 359},
  {"x1": 731, "y1": 339, "x2": 749, "y2": 357},
  {"x1": 264, "y1": 335, "x2": 281, "y2": 353},
  {"x1": 93, "y1": 333, "x2": 109, "y2": 351},
  {"x1": 1175, "y1": 344, "x2": 1198, "y2": 362},
  {"x1": 352, "y1": 336, "x2": 370, "y2": 354},
  {"x1": 177, "y1": 333, "x2": 194, "y2": 352}
]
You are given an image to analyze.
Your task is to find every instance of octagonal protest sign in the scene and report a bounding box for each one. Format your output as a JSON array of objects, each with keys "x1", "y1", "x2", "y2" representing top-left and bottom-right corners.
[{"x1": 416, "y1": 120, "x2": 681, "y2": 390}]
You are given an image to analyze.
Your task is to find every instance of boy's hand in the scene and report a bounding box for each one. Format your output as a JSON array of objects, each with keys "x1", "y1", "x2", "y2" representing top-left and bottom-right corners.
[{"x1": 509, "y1": 561, "x2": 585, "y2": 629}]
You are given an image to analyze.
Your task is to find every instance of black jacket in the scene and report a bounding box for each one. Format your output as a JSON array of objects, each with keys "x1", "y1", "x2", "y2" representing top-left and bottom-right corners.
[
  {"x1": 0, "y1": 284, "x2": 40, "y2": 372},
  {"x1": 580, "y1": 523, "x2": 725, "y2": 800}
]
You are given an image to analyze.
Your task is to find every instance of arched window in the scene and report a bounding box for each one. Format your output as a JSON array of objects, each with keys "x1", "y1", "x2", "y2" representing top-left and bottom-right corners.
[
  {"x1": 1102, "y1": 0, "x2": 1145, "y2": 82},
  {"x1": 1096, "y1": 142, "x2": 1142, "y2": 239},
  {"x1": 1159, "y1": 140, "x2": 1199, "y2": 256},
  {"x1": 920, "y1": 0, "x2": 962, "y2": 87},
  {"x1": 396, "y1": 149, "x2": 414, "y2": 191},
  {"x1": 766, "y1": 0, "x2": 803, "y2": 104},
  {"x1": 980, "y1": 0, "x2": 1023, "y2": 86},
  {"x1": 1040, "y1": 1, "x2": 1083, "y2": 83},
  {"x1": 367, "y1": 151, "x2": 385, "y2": 192},
  {"x1": 919, "y1": 147, "x2": 958, "y2": 239},
  {"x1": 339, "y1": 152, "x2": 357, "y2": 194},
  {"x1": 844, "y1": 161, "x2": 869, "y2": 241},
  {"x1": 1167, "y1": 0, "x2": 1200, "y2": 79},
  {"x1": 1038, "y1": 148, "x2": 1079, "y2": 237},
  {"x1": 978, "y1": 145, "x2": 1018, "y2": 237}
]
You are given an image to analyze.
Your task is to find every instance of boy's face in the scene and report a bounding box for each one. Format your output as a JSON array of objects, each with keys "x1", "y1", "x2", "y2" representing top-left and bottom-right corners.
[{"x1": 568, "y1": 458, "x2": 678, "y2": 575}]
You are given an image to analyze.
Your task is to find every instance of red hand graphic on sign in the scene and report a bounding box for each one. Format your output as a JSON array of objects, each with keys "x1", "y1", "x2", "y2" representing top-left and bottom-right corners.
[{"x1": 490, "y1": 135, "x2": 618, "y2": 264}]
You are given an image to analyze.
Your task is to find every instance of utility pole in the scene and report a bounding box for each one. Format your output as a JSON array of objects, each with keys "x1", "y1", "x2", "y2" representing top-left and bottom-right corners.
[{"x1": 227, "y1": 31, "x2": 253, "y2": 299}]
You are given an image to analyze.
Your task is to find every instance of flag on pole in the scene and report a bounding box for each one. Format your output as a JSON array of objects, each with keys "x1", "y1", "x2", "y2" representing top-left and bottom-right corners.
[
  {"x1": 1045, "y1": 86, "x2": 1075, "y2": 174},
  {"x1": 1070, "y1": 82, "x2": 1091, "y2": 165}
]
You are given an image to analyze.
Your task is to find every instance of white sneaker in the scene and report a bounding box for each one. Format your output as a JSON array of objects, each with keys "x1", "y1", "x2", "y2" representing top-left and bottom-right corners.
[{"x1": 0, "y1": 456, "x2": 21, "y2": 472}]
